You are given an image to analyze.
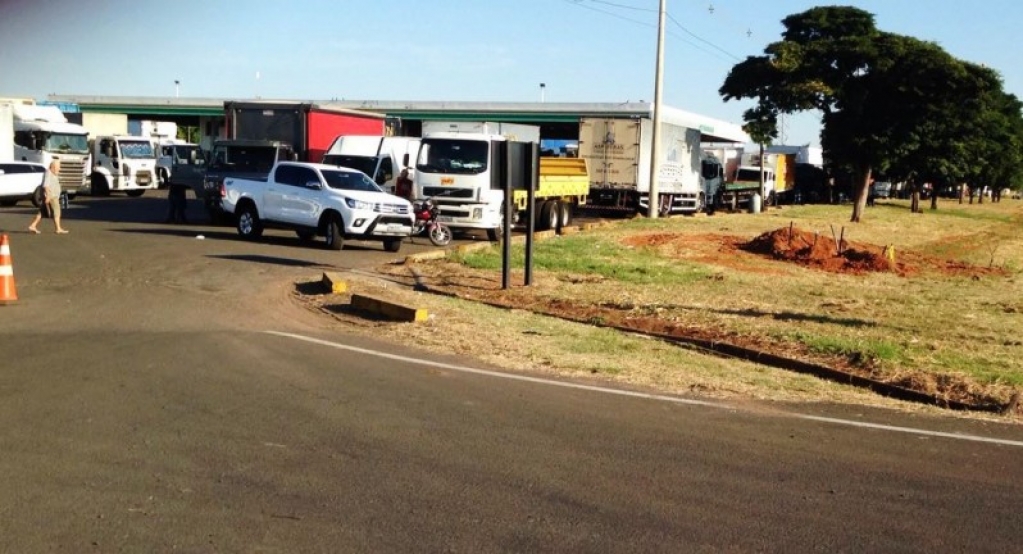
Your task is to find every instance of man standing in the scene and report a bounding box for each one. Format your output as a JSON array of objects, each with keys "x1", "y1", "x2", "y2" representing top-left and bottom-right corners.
[{"x1": 28, "y1": 160, "x2": 69, "y2": 234}]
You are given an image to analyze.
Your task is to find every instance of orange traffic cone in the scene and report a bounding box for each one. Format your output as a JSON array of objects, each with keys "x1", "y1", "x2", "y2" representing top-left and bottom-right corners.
[{"x1": 0, "y1": 234, "x2": 17, "y2": 305}]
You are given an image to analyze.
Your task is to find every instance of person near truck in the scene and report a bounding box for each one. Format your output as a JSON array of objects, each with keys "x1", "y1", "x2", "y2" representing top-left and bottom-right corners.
[
  {"x1": 395, "y1": 168, "x2": 413, "y2": 200},
  {"x1": 165, "y1": 178, "x2": 190, "y2": 224},
  {"x1": 28, "y1": 160, "x2": 69, "y2": 235}
]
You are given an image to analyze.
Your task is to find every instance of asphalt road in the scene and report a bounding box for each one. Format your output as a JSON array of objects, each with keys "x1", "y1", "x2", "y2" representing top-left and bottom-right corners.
[{"x1": 1, "y1": 192, "x2": 1022, "y2": 553}]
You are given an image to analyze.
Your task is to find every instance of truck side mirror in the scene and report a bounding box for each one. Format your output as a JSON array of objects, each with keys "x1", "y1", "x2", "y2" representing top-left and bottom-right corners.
[{"x1": 402, "y1": 153, "x2": 410, "y2": 166}]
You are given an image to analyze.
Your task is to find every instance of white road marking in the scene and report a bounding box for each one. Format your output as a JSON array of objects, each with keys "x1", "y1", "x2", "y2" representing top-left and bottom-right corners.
[{"x1": 266, "y1": 331, "x2": 1023, "y2": 448}]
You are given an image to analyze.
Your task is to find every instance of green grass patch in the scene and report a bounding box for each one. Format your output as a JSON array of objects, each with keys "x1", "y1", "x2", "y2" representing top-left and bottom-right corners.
[
  {"x1": 453, "y1": 235, "x2": 712, "y2": 285},
  {"x1": 787, "y1": 332, "x2": 906, "y2": 365}
]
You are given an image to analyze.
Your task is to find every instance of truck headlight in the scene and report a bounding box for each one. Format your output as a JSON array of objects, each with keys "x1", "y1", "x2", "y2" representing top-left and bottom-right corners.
[{"x1": 345, "y1": 198, "x2": 373, "y2": 210}]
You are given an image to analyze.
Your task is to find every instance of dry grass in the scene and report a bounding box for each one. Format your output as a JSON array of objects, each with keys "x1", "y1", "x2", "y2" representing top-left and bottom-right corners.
[{"x1": 295, "y1": 198, "x2": 1023, "y2": 422}]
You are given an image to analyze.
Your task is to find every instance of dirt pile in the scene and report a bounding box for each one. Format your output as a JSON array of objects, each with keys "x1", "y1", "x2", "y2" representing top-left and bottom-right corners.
[{"x1": 741, "y1": 226, "x2": 895, "y2": 274}]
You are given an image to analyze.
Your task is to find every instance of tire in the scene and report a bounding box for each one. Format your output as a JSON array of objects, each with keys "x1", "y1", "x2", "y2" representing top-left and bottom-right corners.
[
  {"x1": 428, "y1": 223, "x2": 453, "y2": 246},
  {"x1": 383, "y1": 238, "x2": 403, "y2": 252},
  {"x1": 487, "y1": 207, "x2": 506, "y2": 242},
  {"x1": 90, "y1": 174, "x2": 110, "y2": 196},
  {"x1": 539, "y1": 200, "x2": 559, "y2": 231},
  {"x1": 296, "y1": 230, "x2": 316, "y2": 242},
  {"x1": 557, "y1": 201, "x2": 573, "y2": 229},
  {"x1": 126, "y1": 190, "x2": 145, "y2": 198},
  {"x1": 324, "y1": 213, "x2": 344, "y2": 251},
  {"x1": 236, "y1": 203, "x2": 263, "y2": 239}
]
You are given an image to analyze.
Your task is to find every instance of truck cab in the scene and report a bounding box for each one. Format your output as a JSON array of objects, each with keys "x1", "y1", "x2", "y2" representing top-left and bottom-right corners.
[
  {"x1": 89, "y1": 135, "x2": 158, "y2": 196},
  {"x1": 156, "y1": 141, "x2": 206, "y2": 190},
  {"x1": 414, "y1": 132, "x2": 506, "y2": 238},
  {"x1": 9, "y1": 103, "x2": 90, "y2": 198}
]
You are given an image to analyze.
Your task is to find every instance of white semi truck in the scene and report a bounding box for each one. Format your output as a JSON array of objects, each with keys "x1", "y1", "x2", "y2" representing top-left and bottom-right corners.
[
  {"x1": 6, "y1": 101, "x2": 91, "y2": 198},
  {"x1": 415, "y1": 121, "x2": 589, "y2": 240},
  {"x1": 578, "y1": 115, "x2": 721, "y2": 215},
  {"x1": 88, "y1": 135, "x2": 159, "y2": 196}
]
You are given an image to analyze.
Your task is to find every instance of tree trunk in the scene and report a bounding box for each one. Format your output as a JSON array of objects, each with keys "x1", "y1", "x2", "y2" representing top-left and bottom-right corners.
[
  {"x1": 930, "y1": 190, "x2": 939, "y2": 210},
  {"x1": 849, "y1": 165, "x2": 872, "y2": 222},
  {"x1": 910, "y1": 181, "x2": 921, "y2": 213}
]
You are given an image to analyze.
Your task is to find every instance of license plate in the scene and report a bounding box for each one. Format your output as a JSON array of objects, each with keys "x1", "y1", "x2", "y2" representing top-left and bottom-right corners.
[
  {"x1": 138, "y1": 178, "x2": 150, "y2": 184},
  {"x1": 380, "y1": 224, "x2": 408, "y2": 234},
  {"x1": 437, "y1": 216, "x2": 453, "y2": 223}
]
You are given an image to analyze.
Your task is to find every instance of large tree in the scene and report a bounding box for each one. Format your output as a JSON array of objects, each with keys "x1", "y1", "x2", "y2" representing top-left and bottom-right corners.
[{"x1": 718, "y1": 6, "x2": 1015, "y2": 222}]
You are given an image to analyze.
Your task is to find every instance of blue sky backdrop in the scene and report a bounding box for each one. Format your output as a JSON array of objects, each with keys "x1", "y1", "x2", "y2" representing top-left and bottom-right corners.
[{"x1": 2, "y1": 0, "x2": 1020, "y2": 147}]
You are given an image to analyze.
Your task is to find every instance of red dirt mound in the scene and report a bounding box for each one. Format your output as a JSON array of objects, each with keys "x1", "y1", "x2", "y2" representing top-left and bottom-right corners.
[{"x1": 741, "y1": 227, "x2": 895, "y2": 275}]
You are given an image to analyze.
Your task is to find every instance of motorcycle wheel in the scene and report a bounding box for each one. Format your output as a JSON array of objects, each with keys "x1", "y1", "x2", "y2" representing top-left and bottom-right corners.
[{"x1": 428, "y1": 223, "x2": 453, "y2": 246}]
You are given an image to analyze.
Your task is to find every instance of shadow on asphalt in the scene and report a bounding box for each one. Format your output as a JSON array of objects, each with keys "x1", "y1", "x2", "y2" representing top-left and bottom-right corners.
[{"x1": 208, "y1": 254, "x2": 336, "y2": 269}]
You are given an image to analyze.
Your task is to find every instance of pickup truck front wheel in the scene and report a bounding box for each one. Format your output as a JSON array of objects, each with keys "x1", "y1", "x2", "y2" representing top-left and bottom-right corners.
[
  {"x1": 236, "y1": 204, "x2": 263, "y2": 239},
  {"x1": 324, "y1": 213, "x2": 344, "y2": 251}
]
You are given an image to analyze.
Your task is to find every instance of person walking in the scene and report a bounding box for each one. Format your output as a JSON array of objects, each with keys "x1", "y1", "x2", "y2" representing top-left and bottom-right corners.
[
  {"x1": 28, "y1": 159, "x2": 69, "y2": 234},
  {"x1": 165, "y1": 179, "x2": 189, "y2": 224}
]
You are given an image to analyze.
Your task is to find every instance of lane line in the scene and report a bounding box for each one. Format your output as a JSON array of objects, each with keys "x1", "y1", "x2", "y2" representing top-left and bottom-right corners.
[{"x1": 266, "y1": 331, "x2": 1023, "y2": 448}]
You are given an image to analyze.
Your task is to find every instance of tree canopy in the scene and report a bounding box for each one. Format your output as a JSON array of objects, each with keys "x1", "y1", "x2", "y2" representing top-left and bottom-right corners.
[{"x1": 719, "y1": 6, "x2": 1023, "y2": 221}]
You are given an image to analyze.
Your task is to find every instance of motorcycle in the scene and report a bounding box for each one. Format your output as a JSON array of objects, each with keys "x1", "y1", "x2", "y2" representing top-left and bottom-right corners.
[{"x1": 412, "y1": 196, "x2": 453, "y2": 246}]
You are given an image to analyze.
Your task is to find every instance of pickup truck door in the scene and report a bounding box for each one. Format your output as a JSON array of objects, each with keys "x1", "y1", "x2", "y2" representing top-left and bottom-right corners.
[
  {"x1": 262, "y1": 165, "x2": 290, "y2": 222},
  {"x1": 276, "y1": 165, "x2": 322, "y2": 226}
]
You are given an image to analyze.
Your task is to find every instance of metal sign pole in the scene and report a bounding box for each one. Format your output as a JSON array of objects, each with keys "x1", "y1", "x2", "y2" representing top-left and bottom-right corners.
[{"x1": 524, "y1": 143, "x2": 537, "y2": 286}]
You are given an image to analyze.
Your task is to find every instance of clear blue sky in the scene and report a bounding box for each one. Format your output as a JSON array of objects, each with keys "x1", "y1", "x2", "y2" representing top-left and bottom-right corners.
[{"x1": 2, "y1": 0, "x2": 1020, "y2": 147}]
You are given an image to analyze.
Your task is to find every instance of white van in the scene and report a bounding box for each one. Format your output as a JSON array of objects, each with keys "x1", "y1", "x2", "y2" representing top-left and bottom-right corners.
[{"x1": 321, "y1": 135, "x2": 421, "y2": 195}]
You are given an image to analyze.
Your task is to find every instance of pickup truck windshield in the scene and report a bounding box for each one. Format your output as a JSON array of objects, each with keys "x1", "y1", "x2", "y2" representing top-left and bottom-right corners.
[
  {"x1": 120, "y1": 141, "x2": 155, "y2": 159},
  {"x1": 323, "y1": 154, "x2": 377, "y2": 177},
  {"x1": 321, "y1": 169, "x2": 384, "y2": 193},
  {"x1": 43, "y1": 133, "x2": 89, "y2": 154},
  {"x1": 417, "y1": 139, "x2": 487, "y2": 175},
  {"x1": 209, "y1": 146, "x2": 278, "y2": 173}
]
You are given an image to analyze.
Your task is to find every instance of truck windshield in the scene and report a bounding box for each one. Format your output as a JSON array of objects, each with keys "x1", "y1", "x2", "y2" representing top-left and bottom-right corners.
[
  {"x1": 43, "y1": 133, "x2": 89, "y2": 154},
  {"x1": 323, "y1": 154, "x2": 377, "y2": 177},
  {"x1": 321, "y1": 169, "x2": 384, "y2": 193},
  {"x1": 173, "y1": 145, "x2": 205, "y2": 165},
  {"x1": 120, "y1": 141, "x2": 155, "y2": 159},
  {"x1": 417, "y1": 139, "x2": 487, "y2": 175},
  {"x1": 209, "y1": 146, "x2": 278, "y2": 173}
]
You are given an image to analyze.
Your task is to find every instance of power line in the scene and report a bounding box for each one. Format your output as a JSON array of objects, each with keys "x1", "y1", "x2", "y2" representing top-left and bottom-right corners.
[{"x1": 561, "y1": 0, "x2": 741, "y2": 64}]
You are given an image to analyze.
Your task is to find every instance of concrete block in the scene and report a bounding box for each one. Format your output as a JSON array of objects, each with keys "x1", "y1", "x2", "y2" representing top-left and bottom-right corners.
[
  {"x1": 351, "y1": 294, "x2": 428, "y2": 322},
  {"x1": 321, "y1": 272, "x2": 347, "y2": 294}
]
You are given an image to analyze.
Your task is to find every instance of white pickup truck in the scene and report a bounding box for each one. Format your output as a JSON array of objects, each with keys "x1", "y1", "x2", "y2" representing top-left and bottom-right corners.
[{"x1": 221, "y1": 161, "x2": 414, "y2": 252}]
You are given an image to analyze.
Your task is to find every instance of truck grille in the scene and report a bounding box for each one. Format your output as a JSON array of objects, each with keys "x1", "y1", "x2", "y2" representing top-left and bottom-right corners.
[
  {"x1": 375, "y1": 203, "x2": 410, "y2": 215},
  {"x1": 422, "y1": 187, "x2": 475, "y2": 200},
  {"x1": 57, "y1": 158, "x2": 87, "y2": 189}
]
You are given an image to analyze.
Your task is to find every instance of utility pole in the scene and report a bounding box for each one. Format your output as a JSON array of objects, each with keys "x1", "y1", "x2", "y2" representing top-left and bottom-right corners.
[
  {"x1": 647, "y1": 0, "x2": 666, "y2": 219},
  {"x1": 540, "y1": 83, "x2": 546, "y2": 103},
  {"x1": 174, "y1": 80, "x2": 180, "y2": 98}
]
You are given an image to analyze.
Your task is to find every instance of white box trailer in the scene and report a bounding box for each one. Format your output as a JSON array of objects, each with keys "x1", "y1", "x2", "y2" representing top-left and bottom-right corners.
[
  {"x1": 82, "y1": 112, "x2": 128, "y2": 138},
  {"x1": 579, "y1": 117, "x2": 706, "y2": 214},
  {"x1": 421, "y1": 121, "x2": 540, "y2": 144},
  {"x1": 0, "y1": 103, "x2": 13, "y2": 162}
]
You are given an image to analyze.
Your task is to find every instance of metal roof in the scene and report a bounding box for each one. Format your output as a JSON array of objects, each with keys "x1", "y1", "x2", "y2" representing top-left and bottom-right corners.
[{"x1": 46, "y1": 95, "x2": 750, "y2": 142}]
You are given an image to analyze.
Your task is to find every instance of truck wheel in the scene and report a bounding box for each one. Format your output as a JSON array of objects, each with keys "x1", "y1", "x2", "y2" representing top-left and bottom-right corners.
[
  {"x1": 90, "y1": 174, "x2": 110, "y2": 196},
  {"x1": 126, "y1": 190, "x2": 145, "y2": 198},
  {"x1": 383, "y1": 238, "x2": 403, "y2": 252},
  {"x1": 324, "y1": 213, "x2": 344, "y2": 251},
  {"x1": 236, "y1": 204, "x2": 263, "y2": 239},
  {"x1": 558, "y1": 201, "x2": 573, "y2": 229},
  {"x1": 539, "y1": 200, "x2": 559, "y2": 231}
]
